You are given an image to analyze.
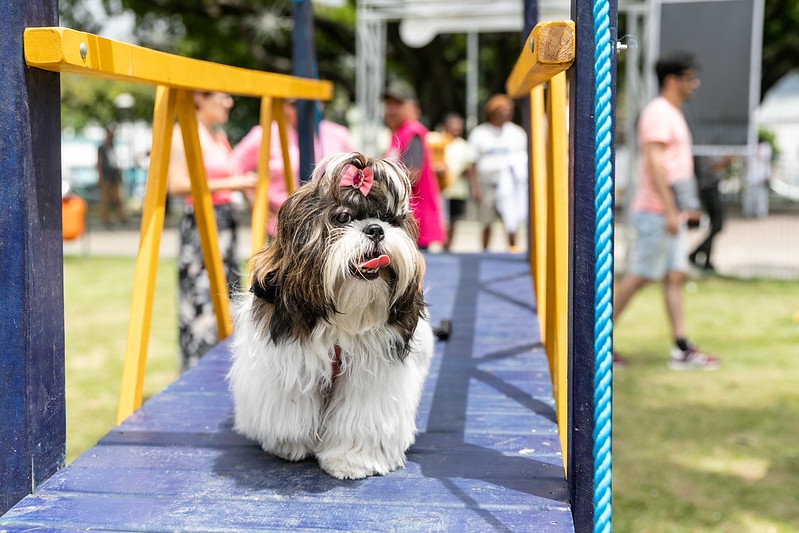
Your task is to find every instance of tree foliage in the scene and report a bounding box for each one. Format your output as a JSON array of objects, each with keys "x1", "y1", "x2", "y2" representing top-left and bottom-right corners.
[
  {"x1": 58, "y1": 0, "x2": 796, "y2": 137},
  {"x1": 761, "y1": 0, "x2": 799, "y2": 99},
  {"x1": 58, "y1": 0, "x2": 522, "y2": 136},
  {"x1": 61, "y1": 75, "x2": 156, "y2": 132}
]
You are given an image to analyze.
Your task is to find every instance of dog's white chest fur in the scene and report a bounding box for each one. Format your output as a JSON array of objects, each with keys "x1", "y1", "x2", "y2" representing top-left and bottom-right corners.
[{"x1": 229, "y1": 295, "x2": 433, "y2": 479}]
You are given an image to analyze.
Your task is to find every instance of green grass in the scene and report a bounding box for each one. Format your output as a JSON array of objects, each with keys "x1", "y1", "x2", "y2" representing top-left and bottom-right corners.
[
  {"x1": 613, "y1": 277, "x2": 799, "y2": 532},
  {"x1": 62, "y1": 258, "x2": 799, "y2": 530},
  {"x1": 63, "y1": 255, "x2": 179, "y2": 463}
]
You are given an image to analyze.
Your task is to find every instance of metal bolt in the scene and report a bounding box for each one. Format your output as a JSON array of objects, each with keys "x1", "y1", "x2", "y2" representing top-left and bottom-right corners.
[{"x1": 79, "y1": 42, "x2": 87, "y2": 60}]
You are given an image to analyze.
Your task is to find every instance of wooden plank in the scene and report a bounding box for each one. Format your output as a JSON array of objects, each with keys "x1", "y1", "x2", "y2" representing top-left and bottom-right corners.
[
  {"x1": 0, "y1": 0, "x2": 65, "y2": 515},
  {"x1": 175, "y1": 90, "x2": 233, "y2": 340},
  {"x1": 1, "y1": 255, "x2": 574, "y2": 531},
  {"x1": 2, "y1": 492, "x2": 571, "y2": 532},
  {"x1": 530, "y1": 84, "x2": 549, "y2": 349},
  {"x1": 249, "y1": 96, "x2": 274, "y2": 257},
  {"x1": 23, "y1": 27, "x2": 332, "y2": 100},
  {"x1": 547, "y1": 70, "x2": 571, "y2": 469},
  {"x1": 506, "y1": 21, "x2": 576, "y2": 97},
  {"x1": 117, "y1": 86, "x2": 178, "y2": 423}
]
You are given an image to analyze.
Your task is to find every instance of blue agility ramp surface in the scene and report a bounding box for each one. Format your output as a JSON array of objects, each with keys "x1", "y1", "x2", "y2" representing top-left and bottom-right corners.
[{"x1": 0, "y1": 254, "x2": 573, "y2": 532}]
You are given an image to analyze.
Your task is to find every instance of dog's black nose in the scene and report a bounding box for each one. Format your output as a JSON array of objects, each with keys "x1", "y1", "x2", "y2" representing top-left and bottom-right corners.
[{"x1": 363, "y1": 223, "x2": 385, "y2": 243}]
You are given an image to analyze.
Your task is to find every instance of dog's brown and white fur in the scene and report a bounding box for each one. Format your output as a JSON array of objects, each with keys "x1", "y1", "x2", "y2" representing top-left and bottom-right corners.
[{"x1": 228, "y1": 151, "x2": 433, "y2": 479}]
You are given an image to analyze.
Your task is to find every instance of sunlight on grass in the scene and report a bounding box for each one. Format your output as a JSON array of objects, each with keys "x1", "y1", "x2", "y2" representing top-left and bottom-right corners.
[
  {"x1": 672, "y1": 453, "x2": 770, "y2": 481},
  {"x1": 63, "y1": 256, "x2": 180, "y2": 463},
  {"x1": 613, "y1": 277, "x2": 799, "y2": 532}
]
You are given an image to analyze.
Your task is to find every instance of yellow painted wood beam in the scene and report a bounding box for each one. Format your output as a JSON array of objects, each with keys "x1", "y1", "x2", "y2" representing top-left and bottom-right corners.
[
  {"x1": 274, "y1": 100, "x2": 295, "y2": 197},
  {"x1": 250, "y1": 96, "x2": 274, "y2": 259},
  {"x1": 506, "y1": 21, "x2": 575, "y2": 98},
  {"x1": 175, "y1": 90, "x2": 233, "y2": 341},
  {"x1": 546, "y1": 71, "x2": 570, "y2": 471},
  {"x1": 24, "y1": 27, "x2": 332, "y2": 101},
  {"x1": 529, "y1": 85, "x2": 549, "y2": 351},
  {"x1": 117, "y1": 86, "x2": 177, "y2": 423}
]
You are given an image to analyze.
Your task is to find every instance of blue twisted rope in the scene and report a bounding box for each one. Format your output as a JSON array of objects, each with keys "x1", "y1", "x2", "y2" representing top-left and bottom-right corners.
[{"x1": 592, "y1": 0, "x2": 614, "y2": 530}]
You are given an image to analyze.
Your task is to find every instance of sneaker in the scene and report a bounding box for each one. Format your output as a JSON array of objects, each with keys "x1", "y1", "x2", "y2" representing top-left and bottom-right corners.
[
  {"x1": 668, "y1": 345, "x2": 720, "y2": 370},
  {"x1": 612, "y1": 352, "x2": 629, "y2": 369}
]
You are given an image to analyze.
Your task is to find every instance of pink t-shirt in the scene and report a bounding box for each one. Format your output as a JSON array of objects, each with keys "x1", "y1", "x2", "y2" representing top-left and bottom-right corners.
[
  {"x1": 180, "y1": 124, "x2": 240, "y2": 206},
  {"x1": 631, "y1": 96, "x2": 694, "y2": 214},
  {"x1": 232, "y1": 120, "x2": 354, "y2": 235}
]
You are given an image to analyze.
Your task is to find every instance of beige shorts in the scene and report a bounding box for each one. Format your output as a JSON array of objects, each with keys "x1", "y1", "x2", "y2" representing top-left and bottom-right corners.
[{"x1": 476, "y1": 181, "x2": 500, "y2": 226}]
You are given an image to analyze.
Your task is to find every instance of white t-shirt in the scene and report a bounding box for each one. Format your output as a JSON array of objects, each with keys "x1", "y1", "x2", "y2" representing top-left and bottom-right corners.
[{"x1": 467, "y1": 121, "x2": 528, "y2": 185}]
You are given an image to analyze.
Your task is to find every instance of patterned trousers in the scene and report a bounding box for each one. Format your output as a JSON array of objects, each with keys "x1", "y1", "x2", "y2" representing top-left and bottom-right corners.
[{"x1": 177, "y1": 203, "x2": 242, "y2": 371}]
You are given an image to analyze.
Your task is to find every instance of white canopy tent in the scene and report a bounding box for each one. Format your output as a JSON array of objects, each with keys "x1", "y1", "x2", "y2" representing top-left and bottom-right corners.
[{"x1": 354, "y1": 0, "x2": 570, "y2": 155}]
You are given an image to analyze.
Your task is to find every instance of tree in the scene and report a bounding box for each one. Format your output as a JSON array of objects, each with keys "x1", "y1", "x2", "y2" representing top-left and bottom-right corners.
[
  {"x1": 761, "y1": 0, "x2": 799, "y2": 99},
  {"x1": 59, "y1": 0, "x2": 796, "y2": 136},
  {"x1": 58, "y1": 0, "x2": 522, "y2": 138},
  {"x1": 61, "y1": 75, "x2": 156, "y2": 132}
]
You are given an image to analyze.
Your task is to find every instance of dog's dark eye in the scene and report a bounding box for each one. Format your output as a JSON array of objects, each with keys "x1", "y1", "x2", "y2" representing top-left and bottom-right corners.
[{"x1": 334, "y1": 212, "x2": 353, "y2": 225}]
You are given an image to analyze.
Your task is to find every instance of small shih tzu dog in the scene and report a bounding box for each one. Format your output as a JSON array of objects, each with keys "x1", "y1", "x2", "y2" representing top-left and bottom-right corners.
[{"x1": 228, "y1": 151, "x2": 434, "y2": 479}]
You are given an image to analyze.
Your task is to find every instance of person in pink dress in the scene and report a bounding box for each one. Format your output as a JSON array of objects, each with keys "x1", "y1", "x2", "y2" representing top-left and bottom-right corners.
[
  {"x1": 232, "y1": 99, "x2": 354, "y2": 237},
  {"x1": 382, "y1": 80, "x2": 445, "y2": 251},
  {"x1": 168, "y1": 91, "x2": 257, "y2": 370}
]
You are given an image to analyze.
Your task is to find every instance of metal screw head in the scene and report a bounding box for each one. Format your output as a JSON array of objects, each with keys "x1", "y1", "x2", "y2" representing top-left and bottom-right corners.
[{"x1": 79, "y1": 42, "x2": 87, "y2": 60}]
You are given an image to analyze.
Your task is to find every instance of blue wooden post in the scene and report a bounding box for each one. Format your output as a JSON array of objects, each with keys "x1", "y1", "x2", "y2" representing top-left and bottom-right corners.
[
  {"x1": 522, "y1": 0, "x2": 538, "y2": 255},
  {"x1": 0, "y1": 0, "x2": 66, "y2": 515},
  {"x1": 292, "y1": 0, "x2": 317, "y2": 184},
  {"x1": 568, "y1": 0, "x2": 618, "y2": 529}
]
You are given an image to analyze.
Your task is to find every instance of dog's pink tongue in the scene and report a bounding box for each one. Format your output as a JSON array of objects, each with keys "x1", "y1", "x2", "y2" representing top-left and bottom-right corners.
[{"x1": 360, "y1": 254, "x2": 390, "y2": 269}]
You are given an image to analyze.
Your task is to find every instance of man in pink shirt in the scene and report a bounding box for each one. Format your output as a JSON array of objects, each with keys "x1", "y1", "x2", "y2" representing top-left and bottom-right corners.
[
  {"x1": 614, "y1": 52, "x2": 719, "y2": 370},
  {"x1": 382, "y1": 79, "x2": 446, "y2": 250}
]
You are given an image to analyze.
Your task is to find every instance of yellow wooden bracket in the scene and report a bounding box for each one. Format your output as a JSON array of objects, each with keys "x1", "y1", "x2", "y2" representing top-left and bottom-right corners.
[
  {"x1": 24, "y1": 27, "x2": 332, "y2": 100},
  {"x1": 545, "y1": 71, "x2": 570, "y2": 471},
  {"x1": 248, "y1": 97, "x2": 294, "y2": 260},
  {"x1": 117, "y1": 86, "x2": 177, "y2": 423},
  {"x1": 175, "y1": 90, "x2": 234, "y2": 339},
  {"x1": 249, "y1": 96, "x2": 274, "y2": 258},
  {"x1": 529, "y1": 85, "x2": 548, "y2": 349},
  {"x1": 507, "y1": 22, "x2": 573, "y2": 470},
  {"x1": 506, "y1": 21, "x2": 575, "y2": 98}
]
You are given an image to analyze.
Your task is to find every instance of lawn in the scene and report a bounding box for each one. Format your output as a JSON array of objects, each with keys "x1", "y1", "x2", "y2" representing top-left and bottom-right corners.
[
  {"x1": 62, "y1": 257, "x2": 799, "y2": 531},
  {"x1": 63, "y1": 255, "x2": 179, "y2": 463},
  {"x1": 613, "y1": 277, "x2": 799, "y2": 532}
]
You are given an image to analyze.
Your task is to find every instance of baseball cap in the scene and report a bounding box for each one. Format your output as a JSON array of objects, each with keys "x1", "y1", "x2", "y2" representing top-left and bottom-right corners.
[{"x1": 383, "y1": 79, "x2": 417, "y2": 102}]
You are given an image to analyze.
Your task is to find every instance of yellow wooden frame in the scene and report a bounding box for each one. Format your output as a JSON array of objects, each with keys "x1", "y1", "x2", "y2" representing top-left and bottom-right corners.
[
  {"x1": 506, "y1": 21, "x2": 574, "y2": 470},
  {"x1": 24, "y1": 27, "x2": 331, "y2": 423}
]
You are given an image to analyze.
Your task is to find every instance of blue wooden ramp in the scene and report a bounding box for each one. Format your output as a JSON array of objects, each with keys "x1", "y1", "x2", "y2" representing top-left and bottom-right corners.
[{"x1": 0, "y1": 253, "x2": 573, "y2": 532}]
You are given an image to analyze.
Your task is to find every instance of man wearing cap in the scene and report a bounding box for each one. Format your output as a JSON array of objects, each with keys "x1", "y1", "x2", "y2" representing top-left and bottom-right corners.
[
  {"x1": 383, "y1": 79, "x2": 446, "y2": 251},
  {"x1": 467, "y1": 94, "x2": 528, "y2": 251}
]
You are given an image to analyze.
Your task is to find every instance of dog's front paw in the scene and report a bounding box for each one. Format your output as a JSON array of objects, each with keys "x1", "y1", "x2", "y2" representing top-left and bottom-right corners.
[
  {"x1": 266, "y1": 440, "x2": 314, "y2": 462},
  {"x1": 318, "y1": 451, "x2": 405, "y2": 480}
]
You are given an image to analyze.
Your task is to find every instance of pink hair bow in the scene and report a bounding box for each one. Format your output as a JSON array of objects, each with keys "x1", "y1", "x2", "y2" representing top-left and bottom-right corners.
[{"x1": 340, "y1": 164, "x2": 374, "y2": 196}]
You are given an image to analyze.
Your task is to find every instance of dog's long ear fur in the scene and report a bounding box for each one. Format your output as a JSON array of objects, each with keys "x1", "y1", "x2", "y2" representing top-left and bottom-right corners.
[
  {"x1": 250, "y1": 269, "x2": 278, "y2": 303},
  {"x1": 249, "y1": 186, "x2": 333, "y2": 344},
  {"x1": 388, "y1": 254, "x2": 427, "y2": 361}
]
